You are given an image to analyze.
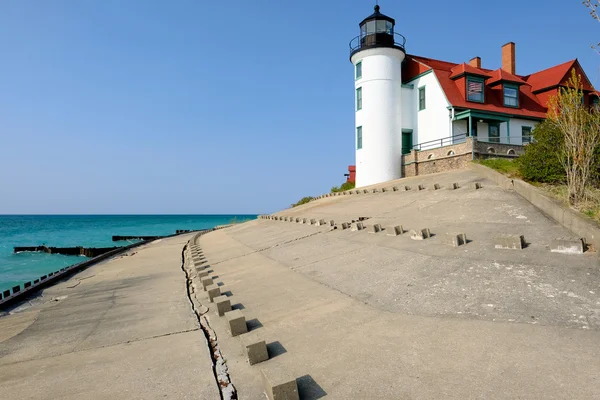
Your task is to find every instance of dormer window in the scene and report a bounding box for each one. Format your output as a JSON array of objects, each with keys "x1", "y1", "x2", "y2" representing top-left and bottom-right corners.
[
  {"x1": 466, "y1": 76, "x2": 485, "y2": 103},
  {"x1": 504, "y1": 84, "x2": 519, "y2": 107}
]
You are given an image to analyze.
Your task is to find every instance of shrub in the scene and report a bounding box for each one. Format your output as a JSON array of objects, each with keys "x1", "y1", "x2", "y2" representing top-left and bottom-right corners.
[
  {"x1": 331, "y1": 181, "x2": 356, "y2": 193},
  {"x1": 517, "y1": 121, "x2": 566, "y2": 183},
  {"x1": 291, "y1": 196, "x2": 314, "y2": 208}
]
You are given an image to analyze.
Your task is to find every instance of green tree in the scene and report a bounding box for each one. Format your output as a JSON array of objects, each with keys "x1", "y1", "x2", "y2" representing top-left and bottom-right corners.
[
  {"x1": 548, "y1": 70, "x2": 600, "y2": 204},
  {"x1": 517, "y1": 121, "x2": 565, "y2": 183}
]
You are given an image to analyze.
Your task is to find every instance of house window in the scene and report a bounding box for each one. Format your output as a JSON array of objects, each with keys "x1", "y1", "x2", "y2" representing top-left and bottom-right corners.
[
  {"x1": 489, "y1": 123, "x2": 500, "y2": 143},
  {"x1": 504, "y1": 84, "x2": 519, "y2": 107},
  {"x1": 356, "y1": 61, "x2": 362, "y2": 80},
  {"x1": 522, "y1": 126, "x2": 532, "y2": 144},
  {"x1": 356, "y1": 126, "x2": 363, "y2": 149},
  {"x1": 466, "y1": 76, "x2": 485, "y2": 103},
  {"x1": 356, "y1": 87, "x2": 362, "y2": 111},
  {"x1": 592, "y1": 96, "x2": 599, "y2": 108},
  {"x1": 418, "y1": 86, "x2": 426, "y2": 110}
]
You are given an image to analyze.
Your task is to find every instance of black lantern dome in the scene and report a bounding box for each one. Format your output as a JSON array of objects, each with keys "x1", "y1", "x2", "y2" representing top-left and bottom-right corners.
[{"x1": 350, "y1": 5, "x2": 406, "y2": 59}]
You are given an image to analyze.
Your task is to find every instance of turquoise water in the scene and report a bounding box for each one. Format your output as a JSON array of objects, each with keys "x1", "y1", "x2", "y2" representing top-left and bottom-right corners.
[{"x1": 0, "y1": 215, "x2": 255, "y2": 293}]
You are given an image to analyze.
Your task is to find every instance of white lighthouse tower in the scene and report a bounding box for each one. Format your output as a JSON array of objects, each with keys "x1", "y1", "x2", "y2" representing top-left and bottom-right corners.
[{"x1": 350, "y1": 5, "x2": 406, "y2": 187}]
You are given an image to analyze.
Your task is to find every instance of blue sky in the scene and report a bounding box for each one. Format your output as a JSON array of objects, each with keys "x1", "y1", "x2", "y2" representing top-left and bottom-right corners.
[{"x1": 0, "y1": 0, "x2": 598, "y2": 214}]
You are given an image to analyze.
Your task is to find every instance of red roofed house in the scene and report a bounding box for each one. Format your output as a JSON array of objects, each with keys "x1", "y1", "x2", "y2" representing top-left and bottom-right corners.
[{"x1": 348, "y1": 6, "x2": 598, "y2": 187}]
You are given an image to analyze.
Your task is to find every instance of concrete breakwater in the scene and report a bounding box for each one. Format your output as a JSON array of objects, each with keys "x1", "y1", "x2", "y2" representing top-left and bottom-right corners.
[
  {"x1": 112, "y1": 235, "x2": 163, "y2": 242},
  {"x1": 14, "y1": 245, "x2": 120, "y2": 258},
  {"x1": 2, "y1": 229, "x2": 210, "y2": 309}
]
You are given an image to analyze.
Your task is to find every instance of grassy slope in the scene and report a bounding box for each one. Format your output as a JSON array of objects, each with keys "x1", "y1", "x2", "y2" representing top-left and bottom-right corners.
[{"x1": 474, "y1": 159, "x2": 600, "y2": 223}]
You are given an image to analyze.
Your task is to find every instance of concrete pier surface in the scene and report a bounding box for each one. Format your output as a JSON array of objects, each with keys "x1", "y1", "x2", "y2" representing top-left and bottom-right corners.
[
  {"x1": 195, "y1": 169, "x2": 600, "y2": 399},
  {"x1": 0, "y1": 235, "x2": 219, "y2": 400}
]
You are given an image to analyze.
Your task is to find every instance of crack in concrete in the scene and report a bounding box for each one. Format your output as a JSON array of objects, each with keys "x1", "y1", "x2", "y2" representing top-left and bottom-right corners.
[{"x1": 180, "y1": 243, "x2": 237, "y2": 400}]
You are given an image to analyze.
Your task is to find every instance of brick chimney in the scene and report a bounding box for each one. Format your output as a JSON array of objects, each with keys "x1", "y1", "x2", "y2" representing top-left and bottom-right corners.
[
  {"x1": 502, "y1": 42, "x2": 516, "y2": 75},
  {"x1": 469, "y1": 57, "x2": 481, "y2": 68}
]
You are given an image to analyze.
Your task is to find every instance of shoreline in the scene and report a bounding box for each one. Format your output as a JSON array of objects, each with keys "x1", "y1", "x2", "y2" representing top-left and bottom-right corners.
[{"x1": 0, "y1": 230, "x2": 207, "y2": 312}]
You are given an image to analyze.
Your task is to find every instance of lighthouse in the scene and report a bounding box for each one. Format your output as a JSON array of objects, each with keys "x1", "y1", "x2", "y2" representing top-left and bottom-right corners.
[{"x1": 350, "y1": 5, "x2": 406, "y2": 187}]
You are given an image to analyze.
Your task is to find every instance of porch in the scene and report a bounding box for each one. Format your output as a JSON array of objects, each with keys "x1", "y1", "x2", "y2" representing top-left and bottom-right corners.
[{"x1": 452, "y1": 110, "x2": 533, "y2": 146}]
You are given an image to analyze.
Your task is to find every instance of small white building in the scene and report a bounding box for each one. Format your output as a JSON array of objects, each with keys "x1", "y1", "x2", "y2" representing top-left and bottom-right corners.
[{"x1": 350, "y1": 5, "x2": 598, "y2": 187}]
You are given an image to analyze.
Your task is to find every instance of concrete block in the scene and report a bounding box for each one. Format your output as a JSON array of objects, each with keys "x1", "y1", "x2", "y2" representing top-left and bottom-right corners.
[
  {"x1": 214, "y1": 295, "x2": 232, "y2": 316},
  {"x1": 386, "y1": 225, "x2": 403, "y2": 236},
  {"x1": 310, "y1": 218, "x2": 316, "y2": 225},
  {"x1": 449, "y1": 183, "x2": 460, "y2": 190},
  {"x1": 3, "y1": 290, "x2": 10, "y2": 298},
  {"x1": 341, "y1": 222, "x2": 350, "y2": 230},
  {"x1": 316, "y1": 219, "x2": 326, "y2": 226},
  {"x1": 225, "y1": 309, "x2": 248, "y2": 336},
  {"x1": 410, "y1": 228, "x2": 431, "y2": 240},
  {"x1": 472, "y1": 182, "x2": 483, "y2": 190},
  {"x1": 34, "y1": 279, "x2": 39, "y2": 284},
  {"x1": 41, "y1": 275, "x2": 47, "y2": 280},
  {"x1": 381, "y1": 187, "x2": 388, "y2": 192},
  {"x1": 328, "y1": 220, "x2": 335, "y2": 227},
  {"x1": 200, "y1": 277, "x2": 214, "y2": 291},
  {"x1": 351, "y1": 222, "x2": 364, "y2": 231},
  {"x1": 550, "y1": 238, "x2": 585, "y2": 254},
  {"x1": 362, "y1": 189, "x2": 369, "y2": 194},
  {"x1": 445, "y1": 233, "x2": 468, "y2": 247},
  {"x1": 404, "y1": 185, "x2": 412, "y2": 191},
  {"x1": 392, "y1": 186, "x2": 399, "y2": 191},
  {"x1": 242, "y1": 334, "x2": 269, "y2": 365},
  {"x1": 368, "y1": 224, "x2": 382, "y2": 233},
  {"x1": 12, "y1": 285, "x2": 20, "y2": 294},
  {"x1": 431, "y1": 183, "x2": 441, "y2": 190},
  {"x1": 49, "y1": 272, "x2": 54, "y2": 277},
  {"x1": 371, "y1": 188, "x2": 378, "y2": 193},
  {"x1": 24, "y1": 281, "x2": 31, "y2": 289},
  {"x1": 342, "y1": 192, "x2": 347, "y2": 195},
  {"x1": 261, "y1": 368, "x2": 299, "y2": 400},
  {"x1": 301, "y1": 218, "x2": 307, "y2": 224},
  {"x1": 494, "y1": 234, "x2": 525, "y2": 250},
  {"x1": 197, "y1": 270, "x2": 209, "y2": 279},
  {"x1": 418, "y1": 184, "x2": 426, "y2": 190},
  {"x1": 295, "y1": 218, "x2": 301, "y2": 223},
  {"x1": 206, "y1": 284, "x2": 221, "y2": 302}
]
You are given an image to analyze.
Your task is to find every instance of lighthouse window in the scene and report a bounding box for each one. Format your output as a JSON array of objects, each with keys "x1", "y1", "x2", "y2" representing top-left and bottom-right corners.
[
  {"x1": 356, "y1": 61, "x2": 362, "y2": 80},
  {"x1": 366, "y1": 20, "x2": 376, "y2": 34},
  {"x1": 357, "y1": 126, "x2": 363, "y2": 149},
  {"x1": 418, "y1": 86, "x2": 426, "y2": 111},
  {"x1": 356, "y1": 87, "x2": 362, "y2": 111}
]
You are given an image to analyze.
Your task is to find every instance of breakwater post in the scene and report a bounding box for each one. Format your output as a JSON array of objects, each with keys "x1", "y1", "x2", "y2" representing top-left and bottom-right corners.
[{"x1": 13, "y1": 246, "x2": 120, "y2": 258}]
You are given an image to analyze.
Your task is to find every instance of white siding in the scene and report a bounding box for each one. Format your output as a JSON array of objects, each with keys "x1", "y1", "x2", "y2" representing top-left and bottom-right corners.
[
  {"x1": 401, "y1": 86, "x2": 413, "y2": 130},
  {"x1": 405, "y1": 71, "x2": 451, "y2": 148},
  {"x1": 509, "y1": 118, "x2": 538, "y2": 145}
]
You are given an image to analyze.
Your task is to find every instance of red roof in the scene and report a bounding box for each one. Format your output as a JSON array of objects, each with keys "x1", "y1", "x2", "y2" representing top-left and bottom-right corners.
[
  {"x1": 449, "y1": 63, "x2": 492, "y2": 79},
  {"x1": 403, "y1": 55, "x2": 595, "y2": 119},
  {"x1": 487, "y1": 69, "x2": 528, "y2": 87}
]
